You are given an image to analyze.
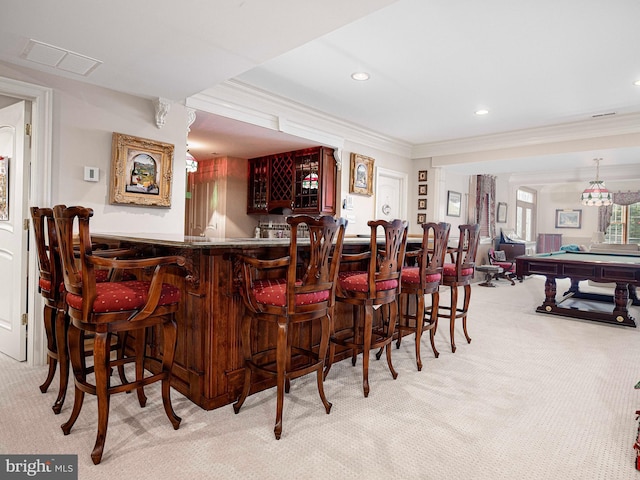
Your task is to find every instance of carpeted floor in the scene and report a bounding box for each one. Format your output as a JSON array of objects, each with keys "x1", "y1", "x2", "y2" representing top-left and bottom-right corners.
[{"x1": 1, "y1": 275, "x2": 640, "y2": 479}]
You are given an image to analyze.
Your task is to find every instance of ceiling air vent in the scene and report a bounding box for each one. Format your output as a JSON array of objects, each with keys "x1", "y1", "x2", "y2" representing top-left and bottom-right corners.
[{"x1": 21, "y1": 39, "x2": 102, "y2": 76}]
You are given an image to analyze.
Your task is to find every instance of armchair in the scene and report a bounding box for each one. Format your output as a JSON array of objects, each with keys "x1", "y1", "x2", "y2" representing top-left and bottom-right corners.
[{"x1": 488, "y1": 248, "x2": 516, "y2": 285}]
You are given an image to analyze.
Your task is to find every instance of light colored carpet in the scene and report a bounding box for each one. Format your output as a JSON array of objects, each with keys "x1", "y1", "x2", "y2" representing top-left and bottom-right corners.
[{"x1": 1, "y1": 276, "x2": 640, "y2": 479}]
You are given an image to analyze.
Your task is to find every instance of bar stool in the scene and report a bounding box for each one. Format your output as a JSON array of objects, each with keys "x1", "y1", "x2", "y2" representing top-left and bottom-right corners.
[
  {"x1": 53, "y1": 205, "x2": 185, "y2": 464},
  {"x1": 31, "y1": 207, "x2": 134, "y2": 414},
  {"x1": 397, "y1": 222, "x2": 450, "y2": 370},
  {"x1": 325, "y1": 219, "x2": 407, "y2": 397},
  {"x1": 31, "y1": 207, "x2": 70, "y2": 413},
  {"x1": 233, "y1": 215, "x2": 347, "y2": 439},
  {"x1": 437, "y1": 224, "x2": 481, "y2": 353}
]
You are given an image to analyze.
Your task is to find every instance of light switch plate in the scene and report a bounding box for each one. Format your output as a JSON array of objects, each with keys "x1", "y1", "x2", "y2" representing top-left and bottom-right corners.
[{"x1": 84, "y1": 166, "x2": 99, "y2": 182}]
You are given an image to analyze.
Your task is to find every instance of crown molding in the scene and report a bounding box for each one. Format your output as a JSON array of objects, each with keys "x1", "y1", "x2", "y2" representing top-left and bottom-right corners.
[
  {"x1": 412, "y1": 112, "x2": 640, "y2": 159},
  {"x1": 187, "y1": 80, "x2": 412, "y2": 158}
]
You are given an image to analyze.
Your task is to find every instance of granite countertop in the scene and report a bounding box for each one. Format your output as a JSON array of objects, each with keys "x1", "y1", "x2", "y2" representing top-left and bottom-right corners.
[{"x1": 91, "y1": 232, "x2": 422, "y2": 249}]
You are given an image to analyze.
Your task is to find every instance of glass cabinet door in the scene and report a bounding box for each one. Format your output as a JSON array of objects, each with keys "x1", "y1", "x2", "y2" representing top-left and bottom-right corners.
[
  {"x1": 294, "y1": 150, "x2": 320, "y2": 211},
  {"x1": 247, "y1": 156, "x2": 269, "y2": 213}
]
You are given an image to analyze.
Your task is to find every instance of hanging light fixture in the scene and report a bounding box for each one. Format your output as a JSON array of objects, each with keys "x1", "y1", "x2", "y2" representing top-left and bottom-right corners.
[
  {"x1": 185, "y1": 150, "x2": 198, "y2": 173},
  {"x1": 580, "y1": 158, "x2": 612, "y2": 206}
]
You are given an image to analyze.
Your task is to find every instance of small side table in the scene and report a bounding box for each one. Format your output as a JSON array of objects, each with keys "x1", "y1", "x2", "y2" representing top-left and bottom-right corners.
[{"x1": 476, "y1": 265, "x2": 503, "y2": 287}]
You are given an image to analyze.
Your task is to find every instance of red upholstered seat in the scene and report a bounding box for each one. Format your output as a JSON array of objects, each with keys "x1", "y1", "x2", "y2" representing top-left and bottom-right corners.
[
  {"x1": 65, "y1": 280, "x2": 181, "y2": 313},
  {"x1": 338, "y1": 271, "x2": 398, "y2": 292},
  {"x1": 234, "y1": 215, "x2": 347, "y2": 440},
  {"x1": 252, "y1": 278, "x2": 330, "y2": 306},
  {"x1": 443, "y1": 263, "x2": 474, "y2": 276},
  {"x1": 398, "y1": 222, "x2": 450, "y2": 370},
  {"x1": 400, "y1": 267, "x2": 442, "y2": 285},
  {"x1": 39, "y1": 269, "x2": 128, "y2": 293}
]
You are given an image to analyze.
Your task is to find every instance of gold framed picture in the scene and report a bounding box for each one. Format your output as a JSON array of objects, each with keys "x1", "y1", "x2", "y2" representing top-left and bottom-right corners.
[
  {"x1": 418, "y1": 198, "x2": 427, "y2": 210},
  {"x1": 349, "y1": 153, "x2": 374, "y2": 196},
  {"x1": 418, "y1": 184, "x2": 428, "y2": 196},
  {"x1": 418, "y1": 170, "x2": 428, "y2": 182},
  {"x1": 109, "y1": 132, "x2": 174, "y2": 207},
  {"x1": 417, "y1": 213, "x2": 427, "y2": 224}
]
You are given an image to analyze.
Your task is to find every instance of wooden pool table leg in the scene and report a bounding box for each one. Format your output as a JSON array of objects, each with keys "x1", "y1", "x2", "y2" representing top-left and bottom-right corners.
[
  {"x1": 614, "y1": 282, "x2": 634, "y2": 323},
  {"x1": 542, "y1": 276, "x2": 557, "y2": 309}
]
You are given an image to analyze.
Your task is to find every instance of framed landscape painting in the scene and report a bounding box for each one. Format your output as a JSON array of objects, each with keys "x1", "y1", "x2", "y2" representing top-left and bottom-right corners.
[
  {"x1": 110, "y1": 133, "x2": 174, "y2": 207},
  {"x1": 555, "y1": 209, "x2": 582, "y2": 228}
]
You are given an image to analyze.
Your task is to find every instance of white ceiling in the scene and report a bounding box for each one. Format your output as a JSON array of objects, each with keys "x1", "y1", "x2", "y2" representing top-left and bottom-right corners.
[{"x1": 2, "y1": 0, "x2": 640, "y2": 179}]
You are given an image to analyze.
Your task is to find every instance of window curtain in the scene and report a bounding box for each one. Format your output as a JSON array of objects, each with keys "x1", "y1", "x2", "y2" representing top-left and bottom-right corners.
[
  {"x1": 597, "y1": 191, "x2": 640, "y2": 232},
  {"x1": 475, "y1": 174, "x2": 496, "y2": 238}
]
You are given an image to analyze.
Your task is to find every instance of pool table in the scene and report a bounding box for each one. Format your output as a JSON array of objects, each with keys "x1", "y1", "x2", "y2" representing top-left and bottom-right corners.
[{"x1": 516, "y1": 251, "x2": 640, "y2": 327}]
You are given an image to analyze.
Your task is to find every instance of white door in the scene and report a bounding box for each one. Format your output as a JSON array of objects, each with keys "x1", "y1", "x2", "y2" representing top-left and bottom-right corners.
[
  {"x1": 375, "y1": 167, "x2": 407, "y2": 222},
  {"x1": 0, "y1": 101, "x2": 28, "y2": 360}
]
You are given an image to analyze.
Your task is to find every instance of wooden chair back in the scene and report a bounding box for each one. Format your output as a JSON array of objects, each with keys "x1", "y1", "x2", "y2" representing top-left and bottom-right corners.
[{"x1": 31, "y1": 207, "x2": 62, "y2": 302}]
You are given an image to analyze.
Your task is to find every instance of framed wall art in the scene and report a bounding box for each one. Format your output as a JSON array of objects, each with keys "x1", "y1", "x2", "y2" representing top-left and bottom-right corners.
[
  {"x1": 447, "y1": 190, "x2": 461, "y2": 217},
  {"x1": 555, "y1": 209, "x2": 582, "y2": 229},
  {"x1": 110, "y1": 132, "x2": 174, "y2": 207},
  {"x1": 417, "y1": 213, "x2": 427, "y2": 224},
  {"x1": 349, "y1": 153, "x2": 374, "y2": 196},
  {"x1": 418, "y1": 184, "x2": 428, "y2": 196},
  {"x1": 418, "y1": 170, "x2": 428, "y2": 182},
  {"x1": 418, "y1": 198, "x2": 427, "y2": 210},
  {"x1": 497, "y1": 202, "x2": 507, "y2": 223}
]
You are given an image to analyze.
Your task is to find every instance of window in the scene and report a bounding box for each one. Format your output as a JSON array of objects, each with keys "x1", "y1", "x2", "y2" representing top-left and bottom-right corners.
[
  {"x1": 516, "y1": 187, "x2": 536, "y2": 242},
  {"x1": 606, "y1": 203, "x2": 640, "y2": 244}
]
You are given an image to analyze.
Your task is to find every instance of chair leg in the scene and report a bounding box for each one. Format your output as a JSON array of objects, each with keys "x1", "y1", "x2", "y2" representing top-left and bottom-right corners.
[
  {"x1": 133, "y1": 330, "x2": 147, "y2": 408},
  {"x1": 61, "y1": 324, "x2": 85, "y2": 435},
  {"x1": 274, "y1": 319, "x2": 287, "y2": 440},
  {"x1": 462, "y1": 284, "x2": 472, "y2": 345},
  {"x1": 160, "y1": 317, "x2": 181, "y2": 430},
  {"x1": 40, "y1": 304, "x2": 57, "y2": 395},
  {"x1": 90, "y1": 332, "x2": 110, "y2": 465},
  {"x1": 316, "y1": 313, "x2": 332, "y2": 414},
  {"x1": 414, "y1": 293, "x2": 425, "y2": 371},
  {"x1": 323, "y1": 307, "x2": 336, "y2": 381},
  {"x1": 449, "y1": 285, "x2": 458, "y2": 353},
  {"x1": 284, "y1": 324, "x2": 294, "y2": 394},
  {"x1": 362, "y1": 305, "x2": 373, "y2": 397},
  {"x1": 52, "y1": 308, "x2": 69, "y2": 414},
  {"x1": 116, "y1": 332, "x2": 129, "y2": 385},
  {"x1": 396, "y1": 293, "x2": 407, "y2": 349},
  {"x1": 233, "y1": 314, "x2": 253, "y2": 414},
  {"x1": 384, "y1": 301, "x2": 398, "y2": 379},
  {"x1": 428, "y1": 292, "x2": 440, "y2": 359},
  {"x1": 351, "y1": 305, "x2": 359, "y2": 367}
]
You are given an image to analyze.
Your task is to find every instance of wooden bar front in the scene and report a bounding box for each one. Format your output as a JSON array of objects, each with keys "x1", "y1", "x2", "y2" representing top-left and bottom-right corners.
[{"x1": 91, "y1": 234, "x2": 412, "y2": 410}]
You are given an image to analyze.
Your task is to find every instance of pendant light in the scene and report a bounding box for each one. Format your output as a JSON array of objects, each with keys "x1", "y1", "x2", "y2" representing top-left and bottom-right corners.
[
  {"x1": 185, "y1": 150, "x2": 198, "y2": 173},
  {"x1": 580, "y1": 158, "x2": 612, "y2": 206}
]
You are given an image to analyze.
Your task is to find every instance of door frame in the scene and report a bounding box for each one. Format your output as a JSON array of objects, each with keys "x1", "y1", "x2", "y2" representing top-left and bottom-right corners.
[{"x1": 0, "y1": 76, "x2": 53, "y2": 366}]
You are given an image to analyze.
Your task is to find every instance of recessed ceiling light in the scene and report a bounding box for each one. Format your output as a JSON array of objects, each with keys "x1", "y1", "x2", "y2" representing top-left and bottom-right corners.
[
  {"x1": 475, "y1": 109, "x2": 489, "y2": 116},
  {"x1": 634, "y1": 79, "x2": 640, "y2": 86},
  {"x1": 351, "y1": 72, "x2": 370, "y2": 81}
]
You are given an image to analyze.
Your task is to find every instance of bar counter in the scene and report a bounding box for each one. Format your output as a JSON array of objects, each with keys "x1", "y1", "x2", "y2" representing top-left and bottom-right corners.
[{"x1": 91, "y1": 232, "x2": 420, "y2": 410}]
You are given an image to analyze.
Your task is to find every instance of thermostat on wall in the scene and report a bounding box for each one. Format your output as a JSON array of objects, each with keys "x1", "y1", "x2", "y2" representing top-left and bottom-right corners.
[{"x1": 84, "y1": 166, "x2": 99, "y2": 182}]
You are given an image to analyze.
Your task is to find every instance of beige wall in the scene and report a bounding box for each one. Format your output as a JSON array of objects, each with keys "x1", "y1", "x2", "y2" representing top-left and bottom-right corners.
[{"x1": 0, "y1": 61, "x2": 188, "y2": 235}]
